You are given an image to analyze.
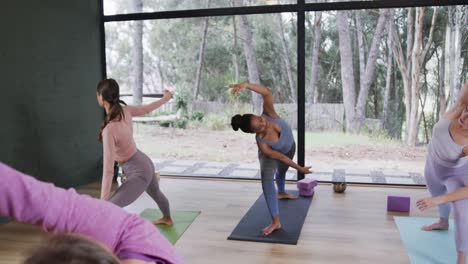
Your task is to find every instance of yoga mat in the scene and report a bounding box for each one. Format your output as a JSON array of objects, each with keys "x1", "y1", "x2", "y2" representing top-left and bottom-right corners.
[
  {"x1": 0, "y1": 217, "x2": 9, "y2": 225},
  {"x1": 394, "y1": 216, "x2": 467, "y2": 264},
  {"x1": 228, "y1": 190, "x2": 313, "y2": 245},
  {"x1": 140, "y1": 209, "x2": 200, "y2": 245}
]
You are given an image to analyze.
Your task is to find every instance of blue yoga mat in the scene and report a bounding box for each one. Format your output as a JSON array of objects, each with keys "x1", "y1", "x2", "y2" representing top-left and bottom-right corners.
[{"x1": 394, "y1": 216, "x2": 468, "y2": 264}]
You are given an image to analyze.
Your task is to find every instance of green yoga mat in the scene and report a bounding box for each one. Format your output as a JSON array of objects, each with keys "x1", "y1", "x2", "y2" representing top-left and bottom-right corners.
[
  {"x1": 394, "y1": 216, "x2": 468, "y2": 264},
  {"x1": 140, "y1": 209, "x2": 200, "y2": 245},
  {"x1": 0, "y1": 217, "x2": 9, "y2": 225}
]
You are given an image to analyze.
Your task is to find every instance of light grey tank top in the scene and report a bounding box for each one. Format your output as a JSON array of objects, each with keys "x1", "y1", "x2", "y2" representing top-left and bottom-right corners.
[{"x1": 428, "y1": 118, "x2": 468, "y2": 168}]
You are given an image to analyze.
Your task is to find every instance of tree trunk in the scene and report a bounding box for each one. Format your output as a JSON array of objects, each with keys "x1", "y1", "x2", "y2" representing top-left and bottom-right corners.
[
  {"x1": 354, "y1": 9, "x2": 389, "y2": 130},
  {"x1": 157, "y1": 58, "x2": 164, "y2": 92},
  {"x1": 355, "y1": 11, "x2": 366, "y2": 89},
  {"x1": 193, "y1": 0, "x2": 211, "y2": 100},
  {"x1": 418, "y1": 91, "x2": 429, "y2": 144},
  {"x1": 391, "y1": 7, "x2": 437, "y2": 146},
  {"x1": 438, "y1": 37, "x2": 446, "y2": 119},
  {"x1": 447, "y1": 6, "x2": 463, "y2": 105},
  {"x1": 382, "y1": 13, "x2": 394, "y2": 128},
  {"x1": 337, "y1": 9, "x2": 388, "y2": 133},
  {"x1": 390, "y1": 26, "x2": 411, "y2": 135},
  {"x1": 231, "y1": 14, "x2": 240, "y2": 82},
  {"x1": 276, "y1": 13, "x2": 296, "y2": 102},
  {"x1": 234, "y1": 0, "x2": 262, "y2": 114},
  {"x1": 131, "y1": 0, "x2": 143, "y2": 105},
  {"x1": 404, "y1": 8, "x2": 414, "y2": 133},
  {"x1": 392, "y1": 58, "x2": 401, "y2": 138},
  {"x1": 308, "y1": 11, "x2": 322, "y2": 104},
  {"x1": 337, "y1": 11, "x2": 358, "y2": 133},
  {"x1": 407, "y1": 7, "x2": 438, "y2": 146}
]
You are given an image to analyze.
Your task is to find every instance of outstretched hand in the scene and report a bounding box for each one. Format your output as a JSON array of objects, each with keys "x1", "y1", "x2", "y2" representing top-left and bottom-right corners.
[
  {"x1": 163, "y1": 89, "x2": 173, "y2": 99},
  {"x1": 298, "y1": 166, "x2": 312, "y2": 174},
  {"x1": 416, "y1": 197, "x2": 438, "y2": 211},
  {"x1": 228, "y1": 82, "x2": 248, "y2": 95}
]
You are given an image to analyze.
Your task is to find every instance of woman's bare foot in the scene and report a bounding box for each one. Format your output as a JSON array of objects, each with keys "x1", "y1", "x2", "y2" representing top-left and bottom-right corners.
[
  {"x1": 262, "y1": 222, "x2": 281, "y2": 235},
  {"x1": 421, "y1": 218, "x2": 448, "y2": 231},
  {"x1": 277, "y1": 192, "x2": 298, "y2": 200},
  {"x1": 153, "y1": 216, "x2": 173, "y2": 226}
]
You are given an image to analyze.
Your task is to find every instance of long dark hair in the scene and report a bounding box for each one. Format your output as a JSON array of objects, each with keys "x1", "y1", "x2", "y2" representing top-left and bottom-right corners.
[
  {"x1": 96, "y1": 79, "x2": 127, "y2": 142},
  {"x1": 23, "y1": 234, "x2": 119, "y2": 264},
  {"x1": 231, "y1": 114, "x2": 254, "y2": 133}
]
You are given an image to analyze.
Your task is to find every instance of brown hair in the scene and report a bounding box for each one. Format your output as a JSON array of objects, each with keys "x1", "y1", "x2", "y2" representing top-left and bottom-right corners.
[
  {"x1": 444, "y1": 82, "x2": 468, "y2": 120},
  {"x1": 23, "y1": 234, "x2": 119, "y2": 264},
  {"x1": 96, "y1": 79, "x2": 127, "y2": 142},
  {"x1": 231, "y1": 114, "x2": 254, "y2": 133}
]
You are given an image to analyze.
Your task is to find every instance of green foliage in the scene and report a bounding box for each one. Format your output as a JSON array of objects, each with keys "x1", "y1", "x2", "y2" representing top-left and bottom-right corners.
[
  {"x1": 175, "y1": 118, "x2": 188, "y2": 129},
  {"x1": 203, "y1": 114, "x2": 227, "y2": 130},
  {"x1": 275, "y1": 106, "x2": 289, "y2": 119},
  {"x1": 149, "y1": 110, "x2": 171, "y2": 117},
  {"x1": 174, "y1": 87, "x2": 191, "y2": 114},
  {"x1": 190, "y1": 111, "x2": 205, "y2": 121},
  {"x1": 158, "y1": 121, "x2": 172, "y2": 128}
]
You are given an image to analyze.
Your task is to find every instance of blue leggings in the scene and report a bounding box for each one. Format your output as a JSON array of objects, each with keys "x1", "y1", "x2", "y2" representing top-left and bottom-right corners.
[
  {"x1": 258, "y1": 143, "x2": 296, "y2": 217},
  {"x1": 425, "y1": 154, "x2": 468, "y2": 251}
]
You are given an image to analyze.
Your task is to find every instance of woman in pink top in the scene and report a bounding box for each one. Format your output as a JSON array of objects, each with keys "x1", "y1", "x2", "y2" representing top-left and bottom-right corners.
[
  {"x1": 0, "y1": 162, "x2": 181, "y2": 264},
  {"x1": 96, "y1": 78, "x2": 173, "y2": 225}
]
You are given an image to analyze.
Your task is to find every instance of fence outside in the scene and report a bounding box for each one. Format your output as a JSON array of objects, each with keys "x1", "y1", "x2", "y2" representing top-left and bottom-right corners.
[
  {"x1": 191, "y1": 101, "x2": 345, "y2": 131},
  {"x1": 122, "y1": 95, "x2": 345, "y2": 131}
]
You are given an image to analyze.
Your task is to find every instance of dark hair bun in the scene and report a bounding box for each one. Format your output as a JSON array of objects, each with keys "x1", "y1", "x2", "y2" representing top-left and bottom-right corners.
[{"x1": 231, "y1": 114, "x2": 242, "y2": 131}]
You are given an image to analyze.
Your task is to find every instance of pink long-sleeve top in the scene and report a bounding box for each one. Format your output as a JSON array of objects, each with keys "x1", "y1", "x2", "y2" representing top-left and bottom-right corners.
[
  {"x1": 0, "y1": 162, "x2": 182, "y2": 263},
  {"x1": 101, "y1": 100, "x2": 168, "y2": 200}
]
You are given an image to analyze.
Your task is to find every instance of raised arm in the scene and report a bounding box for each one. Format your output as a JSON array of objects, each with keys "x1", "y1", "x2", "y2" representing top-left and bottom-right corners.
[
  {"x1": 126, "y1": 90, "x2": 173, "y2": 117},
  {"x1": 417, "y1": 187, "x2": 468, "y2": 211},
  {"x1": 257, "y1": 142, "x2": 312, "y2": 174},
  {"x1": 229, "y1": 82, "x2": 279, "y2": 118}
]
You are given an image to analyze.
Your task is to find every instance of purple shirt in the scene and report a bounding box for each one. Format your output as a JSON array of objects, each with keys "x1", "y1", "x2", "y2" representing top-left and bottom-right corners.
[{"x1": 0, "y1": 162, "x2": 182, "y2": 263}]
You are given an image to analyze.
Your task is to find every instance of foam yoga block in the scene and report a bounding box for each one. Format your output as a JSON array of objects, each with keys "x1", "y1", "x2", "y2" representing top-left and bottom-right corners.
[
  {"x1": 297, "y1": 178, "x2": 318, "y2": 190},
  {"x1": 297, "y1": 178, "x2": 317, "y2": 197},
  {"x1": 387, "y1": 195, "x2": 410, "y2": 212},
  {"x1": 299, "y1": 188, "x2": 314, "y2": 197}
]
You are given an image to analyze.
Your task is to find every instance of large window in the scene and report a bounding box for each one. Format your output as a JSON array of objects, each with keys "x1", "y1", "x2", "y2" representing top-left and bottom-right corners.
[
  {"x1": 303, "y1": 6, "x2": 468, "y2": 185},
  {"x1": 103, "y1": 1, "x2": 468, "y2": 184}
]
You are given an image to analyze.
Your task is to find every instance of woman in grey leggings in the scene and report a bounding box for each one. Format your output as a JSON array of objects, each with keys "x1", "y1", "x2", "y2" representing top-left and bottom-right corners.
[{"x1": 96, "y1": 78, "x2": 173, "y2": 225}]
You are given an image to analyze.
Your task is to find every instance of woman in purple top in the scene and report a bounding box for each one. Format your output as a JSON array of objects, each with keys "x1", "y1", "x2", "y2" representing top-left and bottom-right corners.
[
  {"x1": 417, "y1": 83, "x2": 468, "y2": 264},
  {"x1": 0, "y1": 162, "x2": 182, "y2": 264}
]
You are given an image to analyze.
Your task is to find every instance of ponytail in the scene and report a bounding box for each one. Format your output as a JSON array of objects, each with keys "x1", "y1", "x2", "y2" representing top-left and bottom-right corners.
[
  {"x1": 98, "y1": 101, "x2": 127, "y2": 142},
  {"x1": 96, "y1": 78, "x2": 127, "y2": 142}
]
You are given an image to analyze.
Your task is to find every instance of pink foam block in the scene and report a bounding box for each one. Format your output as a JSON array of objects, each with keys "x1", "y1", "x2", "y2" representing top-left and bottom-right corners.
[
  {"x1": 299, "y1": 188, "x2": 314, "y2": 197},
  {"x1": 297, "y1": 178, "x2": 318, "y2": 190},
  {"x1": 387, "y1": 195, "x2": 410, "y2": 212}
]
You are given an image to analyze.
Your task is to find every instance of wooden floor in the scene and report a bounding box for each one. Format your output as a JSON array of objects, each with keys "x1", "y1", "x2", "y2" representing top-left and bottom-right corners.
[{"x1": 0, "y1": 177, "x2": 439, "y2": 264}]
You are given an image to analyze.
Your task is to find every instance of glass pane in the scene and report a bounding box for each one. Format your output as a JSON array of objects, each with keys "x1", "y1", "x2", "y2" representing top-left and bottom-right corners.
[
  {"x1": 104, "y1": 0, "x2": 296, "y2": 16},
  {"x1": 305, "y1": 6, "x2": 468, "y2": 185},
  {"x1": 105, "y1": 13, "x2": 298, "y2": 179}
]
